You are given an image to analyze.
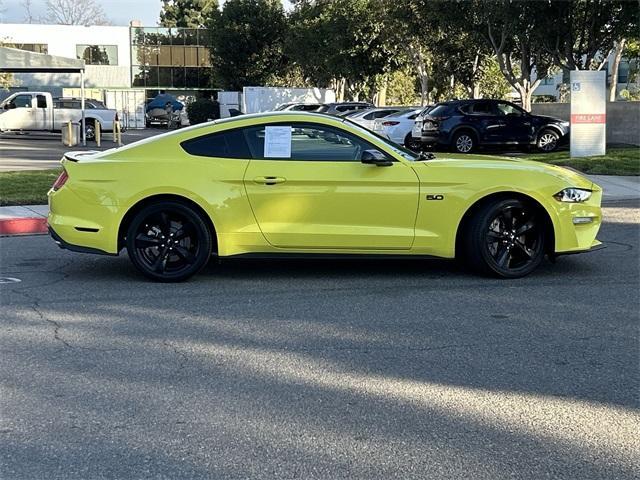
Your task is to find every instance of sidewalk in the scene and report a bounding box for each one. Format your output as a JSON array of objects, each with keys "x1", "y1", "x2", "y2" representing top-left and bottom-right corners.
[
  {"x1": 589, "y1": 175, "x2": 640, "y2": 201},
  {"x1": 0, "y1": 177, "x2": 637, "y2": 236}
]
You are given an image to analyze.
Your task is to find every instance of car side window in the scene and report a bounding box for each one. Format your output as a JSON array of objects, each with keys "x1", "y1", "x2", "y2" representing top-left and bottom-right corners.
[
  {"x1": 469, "y1": 102, "x2": 493, "y2": 115},
  {"x1": 243, "y1": 123, "x2": 390, "y2": 162},
  {"x1": 495, "y1": 102, "x2": 523, "y2": 116},
  {"x1": 10, "y1": 95, "x2": 33, "y2": 108},
  {"x1": 181, "y1": 129, "x2": 252, "y2": 159},
  {"x1": 36, "y1": 95, "x2": 47, "y2": 108}
]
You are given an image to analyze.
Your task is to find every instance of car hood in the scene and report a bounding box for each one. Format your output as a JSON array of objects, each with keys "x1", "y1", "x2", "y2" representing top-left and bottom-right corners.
[
  {"x1": 531, "y1": 114, "x2": 567, "y2": 123},
  {"x1": 418, "y1": 154, "x2": 594, "y2": 189}
]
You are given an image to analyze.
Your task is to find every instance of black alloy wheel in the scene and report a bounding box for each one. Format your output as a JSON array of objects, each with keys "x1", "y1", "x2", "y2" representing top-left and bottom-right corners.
[
  {"x1": 84, "y1": 120, "x2": 96, "y2": 141},
  {"x1": 463, "y1": 198, "x2": 546, "y2": 278},
  {"x1": 404, "y1": 132, "x2": 422, "y2": 152},
  {"x1": 126, "y1": 202, "x2": 212, "y2": 282}
]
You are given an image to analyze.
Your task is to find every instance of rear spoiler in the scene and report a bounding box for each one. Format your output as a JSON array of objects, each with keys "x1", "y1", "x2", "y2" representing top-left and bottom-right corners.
[{"x1": 63, "y1": 151, "x2": 100, "y2": 162}]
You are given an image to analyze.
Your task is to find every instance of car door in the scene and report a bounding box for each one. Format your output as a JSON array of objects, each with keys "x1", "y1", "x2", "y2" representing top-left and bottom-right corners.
[
  {"x1": 494, "y1": 101, "x2": 533, "y2": 143},
  {"x1": 465, "y1": 101, "x2": 503, "y2": 143},
  {"x1": 242, "y1": 122, "x2": 420, "y2": 250},
  {"x1": 1, "y1": 94, "x2": 36, "y2": 130},
  {"x1": 31, "y1": 94, "x2": 50, "y2": 130}
]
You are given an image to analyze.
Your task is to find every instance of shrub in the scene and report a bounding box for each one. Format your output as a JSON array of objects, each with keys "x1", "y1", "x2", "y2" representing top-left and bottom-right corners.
[{"x1": 186, "y1": 99, "x2": 219, "y2": 125}]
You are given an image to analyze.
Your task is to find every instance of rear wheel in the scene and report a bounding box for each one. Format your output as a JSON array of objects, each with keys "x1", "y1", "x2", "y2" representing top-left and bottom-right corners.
[
  {"x1": 404, "y1": 132, "x2": 422, "y2": 152},
  {"x1": 126, "y1": 202, "x2": 212, "y2": 282},
  {"x1": 462, "y1": 198, "x2": 546, "y2": 278},
  {"x1": 452, "y1": 131, "x2": 475, "y2": 153},
  {"x1": 537, "y1": 129, "x2": 560, "y2": 152},
  {"x1": 84, "y1": 119, "x2": 96, "y2": 141}
]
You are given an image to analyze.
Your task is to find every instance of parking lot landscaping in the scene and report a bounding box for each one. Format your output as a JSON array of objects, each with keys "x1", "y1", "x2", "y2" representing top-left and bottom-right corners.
[
  {"x1": 0, "y1": 168, "x2": 61, "y2": 206},
  {"x1": 512, "y1": 146, "x2": 640, "y2": 176}
]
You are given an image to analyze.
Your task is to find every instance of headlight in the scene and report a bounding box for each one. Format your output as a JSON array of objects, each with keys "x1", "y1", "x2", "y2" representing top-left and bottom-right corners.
[
  {"x1": 553, "y1": 188, "x2": 592, "y2": 203},
  {"x1": 560, "y1": 121, "x2": 570, "y2": 127}
]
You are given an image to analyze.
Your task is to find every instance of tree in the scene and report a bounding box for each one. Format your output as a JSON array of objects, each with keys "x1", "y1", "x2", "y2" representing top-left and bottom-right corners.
[
  {"x1": 208, "y1": 0, "x2": 287, "y2": 90},
  {"x1": 428, "y1": 0, "x2": 554, "y2": 111},
  {"x1": 543, "y1": 0, "x2": 639, "y2": 71},
  {"x1": 160, "y1": 0, "x2": 218, "y2": 28},
  {"x1": 45, "y1": 0, "x2": 111, "y2": 25},
  {"x1": 0, "y1": 38, "x2": 16, "y2": 90},
  {"x1": 287, "y1": 0, "x2": 404, "y2": 102}
]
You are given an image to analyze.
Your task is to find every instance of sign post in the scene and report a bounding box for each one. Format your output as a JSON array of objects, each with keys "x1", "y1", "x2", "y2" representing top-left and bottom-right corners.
[{"x1": 570, "y1": 71, "x2": 606, "y2": 157}]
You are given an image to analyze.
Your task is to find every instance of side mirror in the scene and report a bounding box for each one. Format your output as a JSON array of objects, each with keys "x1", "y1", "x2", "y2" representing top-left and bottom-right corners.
[{"x1": 361, "y1": 149, "x2": 393, "y2": 167}]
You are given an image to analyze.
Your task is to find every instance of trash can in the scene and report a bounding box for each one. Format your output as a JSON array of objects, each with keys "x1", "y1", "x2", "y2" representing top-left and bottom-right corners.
[{"x1": 61, "y1": 122, "x2": 80, "y2": 147}]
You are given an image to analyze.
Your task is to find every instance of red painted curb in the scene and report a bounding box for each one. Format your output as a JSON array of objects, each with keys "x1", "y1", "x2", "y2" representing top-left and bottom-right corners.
[{"x1": 0, "y1": 217, "x2": 48, "y2": 235}]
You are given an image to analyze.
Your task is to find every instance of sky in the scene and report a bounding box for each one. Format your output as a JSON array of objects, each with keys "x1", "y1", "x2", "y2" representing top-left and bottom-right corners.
[{"x1": 0, "y1": 0, "x2": 293, "y2": 26}]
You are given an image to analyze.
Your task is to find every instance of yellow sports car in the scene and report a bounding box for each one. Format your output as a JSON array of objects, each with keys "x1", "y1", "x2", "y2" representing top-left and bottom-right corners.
[{"x1": 48, "y1": 112, "x2": 602, "y2": 282}]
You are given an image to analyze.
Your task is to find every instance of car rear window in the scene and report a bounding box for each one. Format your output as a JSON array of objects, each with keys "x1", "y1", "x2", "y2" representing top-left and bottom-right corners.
[
  {"x1": 181, "y1": 129, "x2": 251, "y2": 159},
  {"x1": 427, "y1": 105, "x2": 454, "y2": 117}
]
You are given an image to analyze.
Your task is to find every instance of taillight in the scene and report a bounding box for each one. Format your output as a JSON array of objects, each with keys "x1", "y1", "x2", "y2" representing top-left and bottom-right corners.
[
  {"x1": 382, "y1": 121, "x2": 400, "y2": 126},
  {"x1": 52, "y1": 169, "x2": 68, "y2": 191}
]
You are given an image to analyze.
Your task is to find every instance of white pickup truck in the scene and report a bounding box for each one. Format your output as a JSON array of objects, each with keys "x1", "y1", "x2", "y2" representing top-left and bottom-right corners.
[{"x1": 0, "y1": 91, "x2": 119, "y2": 141}]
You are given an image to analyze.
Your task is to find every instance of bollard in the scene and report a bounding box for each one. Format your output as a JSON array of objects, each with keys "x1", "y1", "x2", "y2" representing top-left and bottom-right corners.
[
  {"x1": 67, "y1": 121, "x2": 72, "y2": 146},
  {"x1": 95, "y1": 120, "x2": 101, "y2": 147},
  {"x1": 115, "y1": 120, "x2": 122, "y2": 146}
]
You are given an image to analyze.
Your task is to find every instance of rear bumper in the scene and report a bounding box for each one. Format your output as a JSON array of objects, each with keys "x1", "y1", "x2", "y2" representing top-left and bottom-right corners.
[{"x1": 49, "y1": 225, "x2": 116, "y2": 256}]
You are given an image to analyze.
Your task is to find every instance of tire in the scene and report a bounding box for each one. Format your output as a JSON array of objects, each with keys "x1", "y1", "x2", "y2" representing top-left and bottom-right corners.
[
  {"x1": 404, "y1": 132, "x2": 422, "y2": 152},
  {"x1": 462, "y1": 198, "x2": 546, "y2": 278},
  {"x1": 537, "y1": 128, "x2": 560, "y2": 152},
  {"x1": 126, "y1": 201, "x2": 213, "y2": 282},
  {"x1": 84, "y1": 120, "x2": 96, "y2": 141},
  {"x1": 452, "y1": 130, "x2": 476, "y2": 153}
]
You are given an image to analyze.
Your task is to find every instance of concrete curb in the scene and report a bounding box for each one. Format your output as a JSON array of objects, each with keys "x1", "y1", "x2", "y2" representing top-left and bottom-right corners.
[{"x1": 0, "y1": 205, "x2": 49, "y2": 236}]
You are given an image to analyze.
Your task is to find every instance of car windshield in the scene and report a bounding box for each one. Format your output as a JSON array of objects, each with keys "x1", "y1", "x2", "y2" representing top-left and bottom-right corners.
[{"x1": 344, "y1": 118, "x2": 420, "y2": 161}]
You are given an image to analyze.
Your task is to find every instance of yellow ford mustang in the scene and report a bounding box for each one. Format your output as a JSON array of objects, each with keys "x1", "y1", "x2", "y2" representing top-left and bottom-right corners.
[{"x1": 48, "y1": 112, "x2": 602, "y2": 282}]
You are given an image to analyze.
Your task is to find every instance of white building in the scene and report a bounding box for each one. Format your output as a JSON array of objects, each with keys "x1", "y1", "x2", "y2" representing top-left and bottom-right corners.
[{"x1": 1, "y1": 23, "x2": 132, "y2": 89}]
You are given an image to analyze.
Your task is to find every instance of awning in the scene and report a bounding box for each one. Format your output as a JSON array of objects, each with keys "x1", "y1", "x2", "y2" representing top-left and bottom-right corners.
[{"x1": 0, "y1": 46, "x2": 85, "y2": 73}]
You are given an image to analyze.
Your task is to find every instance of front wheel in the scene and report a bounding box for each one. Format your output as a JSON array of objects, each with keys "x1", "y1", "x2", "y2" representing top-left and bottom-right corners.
[
  {"x1": 462, "y1": 198, "x2": 546, "y2": 278},
  {"x1": 126, "y1": 202, "x2": 213, "y2": 282},
  {"x1": 537, "y1": 129, "x2": 560, "y2": 152}
]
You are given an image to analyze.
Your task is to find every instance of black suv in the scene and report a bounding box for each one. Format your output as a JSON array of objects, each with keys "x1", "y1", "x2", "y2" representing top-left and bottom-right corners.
[{"x1": 414, "y1": 99, "x2": 569, "y2": 153}]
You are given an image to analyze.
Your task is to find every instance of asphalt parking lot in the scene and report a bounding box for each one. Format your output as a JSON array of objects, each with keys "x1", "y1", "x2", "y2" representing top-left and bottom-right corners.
[
  {"x1": 1, "y1": 202, "x2": 639, "y2": 479},
  {"x1": 0, "y1": 129, "x2": 165, "y2": 171}
]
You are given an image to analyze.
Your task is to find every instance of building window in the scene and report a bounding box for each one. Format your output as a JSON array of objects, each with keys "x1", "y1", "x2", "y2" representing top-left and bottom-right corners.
[
  {"x1": 129, "y1": 26, "x2": 213, "y2": 89},
  {"x1": 541, "y1": 75, "x2": 556, "y2": 85},
  {"x1": 13, "y1": 43, "x2": 48, "y2": 54},
  {"x1": 617, "y1": 60, "x2": 631, "y2": 84},
  {"x1": 76, "y1": 45, "x2": 118, "y2": 65}
]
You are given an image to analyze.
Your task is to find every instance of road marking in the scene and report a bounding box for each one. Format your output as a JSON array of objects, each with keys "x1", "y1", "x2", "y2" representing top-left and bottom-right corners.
[{"x1": 0, "y1": 277, "x2": 21, "y2": 284}]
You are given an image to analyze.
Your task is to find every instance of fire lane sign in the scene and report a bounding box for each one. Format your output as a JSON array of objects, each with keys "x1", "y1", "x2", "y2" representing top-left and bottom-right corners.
[{"x1": 570, "y1": 71, "x2": 606, "y2": 157}]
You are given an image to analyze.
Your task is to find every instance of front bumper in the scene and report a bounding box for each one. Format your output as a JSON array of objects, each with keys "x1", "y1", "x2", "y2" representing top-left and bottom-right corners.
[{"x1": 552, "y1": 187, "x2": 603, "y2": 254}]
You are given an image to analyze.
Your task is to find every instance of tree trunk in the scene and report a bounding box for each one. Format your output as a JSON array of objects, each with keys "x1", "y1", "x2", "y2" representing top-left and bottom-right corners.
[
  {"x1": 472, "y1": 82, "x2": 481, "y2": 99},
  {"x1": 374, "y1": 80, "x2": 387, "y2": 107},
  {"x1": 419, "y1": 74, "x2": 429, "y2": 106},
  {"x1": 609, "y1": 39, "x2": 626, "y2": 102}
]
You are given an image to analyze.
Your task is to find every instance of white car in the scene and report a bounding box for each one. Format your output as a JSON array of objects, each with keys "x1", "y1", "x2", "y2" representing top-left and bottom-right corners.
[
  {"x1": 373, "y1": 108, "x2": 422, "y2": 149},
  {"x1": 345, "y1": 107, "x2": 406, "y2": 131}
]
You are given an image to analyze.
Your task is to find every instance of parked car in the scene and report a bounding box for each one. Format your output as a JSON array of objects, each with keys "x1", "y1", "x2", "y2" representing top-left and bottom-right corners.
[
  {"x1": 413, "y1": 99, "x2": 570, "y2": 154},
  {"x1": 317, "y1": 102, "x2": 375, "y2": 116},
  {"x1": 373, "y1": 108, "x2": 422, "y2": 150},
  {"x1": 0, "y1": 91, "x2": 119, "y2": 140},
  {"x1": 345, "y1": 107, "x2": 406, "y2": 131},
  {"x1": 48, "y1": 111, "x2": 602, "y2": 282},
  {"x1": 275, "y1": 103, "x2": 326, "y2": 112}
]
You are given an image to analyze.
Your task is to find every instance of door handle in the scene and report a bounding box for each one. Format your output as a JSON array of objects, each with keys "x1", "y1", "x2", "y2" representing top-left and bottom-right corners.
[{"x1": 253, "y1": 176, "x2": 286, "y2": 185}]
